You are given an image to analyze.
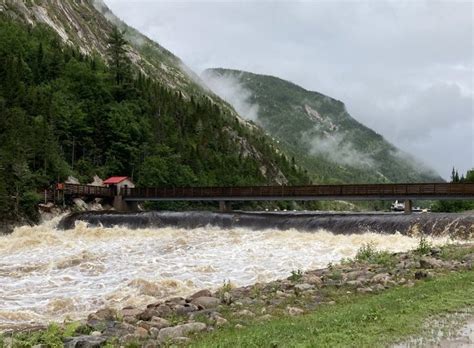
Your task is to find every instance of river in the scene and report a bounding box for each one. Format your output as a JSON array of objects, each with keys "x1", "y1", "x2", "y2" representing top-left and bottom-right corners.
[{"x1": 0, "y1": 212, "x2": 469, "y2": 331}]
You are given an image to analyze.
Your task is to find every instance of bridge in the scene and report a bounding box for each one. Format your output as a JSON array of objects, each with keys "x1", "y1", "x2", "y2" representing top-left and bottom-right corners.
[{"x1": 51, "y1": 182, "x2": 474, "y2": 213}]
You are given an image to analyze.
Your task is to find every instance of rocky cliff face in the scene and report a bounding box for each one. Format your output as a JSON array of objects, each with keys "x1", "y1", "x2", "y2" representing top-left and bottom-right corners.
[{"x1": 0, "y1": 0, "x2": 292, "y2": 184}]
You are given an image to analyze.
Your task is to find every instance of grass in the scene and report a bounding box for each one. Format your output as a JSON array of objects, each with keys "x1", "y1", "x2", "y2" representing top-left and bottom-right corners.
[{"x1": 190, "y1": 269, "x2": 474, "y2": 347}]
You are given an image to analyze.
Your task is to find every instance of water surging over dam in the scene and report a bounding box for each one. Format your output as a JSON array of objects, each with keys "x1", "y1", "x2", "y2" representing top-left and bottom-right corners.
[{"x1": 0, "y1": 211, "x2": 472, "y2": 330}]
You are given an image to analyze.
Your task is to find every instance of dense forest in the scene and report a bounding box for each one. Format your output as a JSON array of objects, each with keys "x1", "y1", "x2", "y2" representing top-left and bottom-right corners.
[{"x1": 0, "y1": 18, "x2": 309, "y2": 225}]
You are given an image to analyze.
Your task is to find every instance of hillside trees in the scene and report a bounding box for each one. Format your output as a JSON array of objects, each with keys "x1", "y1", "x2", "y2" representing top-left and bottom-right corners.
[{"x1": 0, "y1": 18, "x2": 308, "y2": 224}]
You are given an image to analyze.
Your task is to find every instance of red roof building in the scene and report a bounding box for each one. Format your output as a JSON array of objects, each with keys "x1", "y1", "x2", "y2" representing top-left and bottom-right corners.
[{"x1": 103, "y1": 176, "x2": 130, "y2": 185}]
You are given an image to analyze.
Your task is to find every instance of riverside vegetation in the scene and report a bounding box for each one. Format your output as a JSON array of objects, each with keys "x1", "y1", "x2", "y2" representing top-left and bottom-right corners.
[{"x1": 1, "y1": 241, "x2": 473, "y2": 347}]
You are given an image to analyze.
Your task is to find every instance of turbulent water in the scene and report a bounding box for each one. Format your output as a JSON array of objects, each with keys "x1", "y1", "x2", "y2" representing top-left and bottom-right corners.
[{"x1": 0, "y1": 215, "x2": 462, "y2": 330}]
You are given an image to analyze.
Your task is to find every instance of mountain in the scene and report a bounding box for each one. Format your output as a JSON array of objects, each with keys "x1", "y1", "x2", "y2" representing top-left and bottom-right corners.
[
  {"x1": 203, "y1": 69, "x2": 442, "y2": 184},
  {"x1": 0, "y1": 0, "x2": 311, "y2": 226}
]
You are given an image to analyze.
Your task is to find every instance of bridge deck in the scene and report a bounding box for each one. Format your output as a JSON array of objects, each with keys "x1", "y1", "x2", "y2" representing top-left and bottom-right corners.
[{"x1": 122, "y1": 183, "x2": 474, "y2": 202}]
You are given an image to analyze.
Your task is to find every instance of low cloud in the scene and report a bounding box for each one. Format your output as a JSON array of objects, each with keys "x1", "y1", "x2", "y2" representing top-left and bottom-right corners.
[
  {"x1": 201, "y1": 70, "x2": 260, "y2": 123},
  {"x1": 303, "y1": 128, "x2": 375, "y2": 169}
]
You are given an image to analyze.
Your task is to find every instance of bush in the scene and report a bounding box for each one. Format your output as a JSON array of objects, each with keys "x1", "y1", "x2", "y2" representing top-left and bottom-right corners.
[{"x1": 355, "y1": 243, "x2": 394, "y2": 266}]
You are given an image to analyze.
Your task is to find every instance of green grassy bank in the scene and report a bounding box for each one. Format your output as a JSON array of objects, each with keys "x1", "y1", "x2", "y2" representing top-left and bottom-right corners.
[{"x1": 191, "y1": 269, "x2": 474, "y2": 347}]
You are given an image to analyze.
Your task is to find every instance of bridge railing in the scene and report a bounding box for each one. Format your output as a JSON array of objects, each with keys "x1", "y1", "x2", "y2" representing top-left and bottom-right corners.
[
  {"x1": 122, "y1": 183, "x2": 474, "y2": 200},
  {"x1": 63, "y1": 184, "x2": 114, "y2": 198}
]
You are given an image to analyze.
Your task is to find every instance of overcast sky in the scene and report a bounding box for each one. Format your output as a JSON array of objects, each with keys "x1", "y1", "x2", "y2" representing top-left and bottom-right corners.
[{"x1": 104, "y1": 0, "x2": 473, "y2": 179}]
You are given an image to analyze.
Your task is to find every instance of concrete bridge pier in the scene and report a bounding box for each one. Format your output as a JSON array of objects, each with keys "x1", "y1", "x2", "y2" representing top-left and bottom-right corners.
[
  {"x1": 404, "y1": 199, "x2": 412, "y2": 214},
  {"x1": 113, "y1": 196, "x2": 138, "y2": 212},
  {"x1": 219, "y1": 201, "x2": 232, "y2": 213}
]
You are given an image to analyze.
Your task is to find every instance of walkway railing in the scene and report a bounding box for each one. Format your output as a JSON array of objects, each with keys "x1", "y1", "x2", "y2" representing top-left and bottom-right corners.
[{"x1": 122, "y1": 183, "x2": 474, "y2": 201}]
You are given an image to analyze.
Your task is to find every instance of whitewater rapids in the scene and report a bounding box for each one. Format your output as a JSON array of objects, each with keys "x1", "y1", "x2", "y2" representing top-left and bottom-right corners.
[{"x1": 0, "y1": 216, "x2": 455, "y2": 330}]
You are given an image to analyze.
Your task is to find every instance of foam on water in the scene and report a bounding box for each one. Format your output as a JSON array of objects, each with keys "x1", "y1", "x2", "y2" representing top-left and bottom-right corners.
[{"x1": 0, "y1": 217, "x2": 453, "y2": 330}]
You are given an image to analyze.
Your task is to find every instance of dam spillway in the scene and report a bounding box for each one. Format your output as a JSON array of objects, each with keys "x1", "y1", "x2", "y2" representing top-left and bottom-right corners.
[{"x1": 59, "y1": 211, "x2": 474, "y2": 239}]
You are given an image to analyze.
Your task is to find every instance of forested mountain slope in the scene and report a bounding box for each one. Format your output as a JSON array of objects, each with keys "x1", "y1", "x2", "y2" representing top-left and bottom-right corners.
[
  {"x1": 0, "y1": 2, "x2": 309, "y2": 225},
  {"x1": 203, "y1": 69, "x2": 442, "y2": 184}
]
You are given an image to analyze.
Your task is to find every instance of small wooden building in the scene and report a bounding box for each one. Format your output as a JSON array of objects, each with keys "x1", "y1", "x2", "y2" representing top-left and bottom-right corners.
[{"x1": 103, "y1": 176, "x2": 135, "y2": 195}]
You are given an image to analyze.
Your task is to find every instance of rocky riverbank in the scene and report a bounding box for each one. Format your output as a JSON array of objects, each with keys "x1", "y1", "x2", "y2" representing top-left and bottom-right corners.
[{"x1": 2, "y1": 242, "x2": 473, "y2": 347}]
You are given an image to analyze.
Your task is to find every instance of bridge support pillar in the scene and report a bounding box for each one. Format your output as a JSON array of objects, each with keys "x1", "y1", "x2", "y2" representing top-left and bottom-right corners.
[
  {"x1": 404, "y1": 199, "x2": 412, "y2": 214},
  {"x1": 113, "y1": 196, "x2": 138, "y2": 212},
  {"x1": 219, "y1": 201, "x2": 232, "y2": 213}
]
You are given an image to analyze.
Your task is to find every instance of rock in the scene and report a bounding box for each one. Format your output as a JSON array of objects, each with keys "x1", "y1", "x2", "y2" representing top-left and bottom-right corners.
[
  {"x1": 149, "y1": 327, "x2": 160, "y2": 339},
  {"x1": 373, "y1": 284, "x2": 385, "y2": 291},
  {"x1": 175, "y1": 303, "x2": 199, "y2": 315},
  {"x1": 420, "y1": 256, "x2": 444, "y2": 269},
  {"x1": 356, "y1": 287, "x2": 373, "y2": 293},
  {"x1": 304, "y1": 274, "x2": 323, "y2": 287},
  {"x1": 415, "y1": 270, "x2": 433, "y2": 280},
  {"x1": 143, "y1": 340, "x2": 161, "y2": 348},
  {"x1": 102, "y1": 322, "x2": 136, "y2": 338},
  {"x1": 121, "y1": 306, "x2": 141, "y2": 318},
  {"x1": 64, "y1": 335, "x2": 107, "y2": 348},
  {"x1": 187, "y1": 289, "x2": 213, "y2": 301},
  {"x1": 191, "y1": 296, "x2": 220, "y2": 309},
  {"x1": 138, "y1": 306, "x2": 171, "y2": 321},
  {"x1": 235, "y1": 324, "x2": 244, "y2": 329},
  {"x1": 287, "y1": 306, "x2": 304, "y2": 316},
  {"x1": 294, "y1": 283, "x2": 314, "y2": 291},
  {"x1": 345, "y1": 270, "x2": 366, "y2": 281},
  {"x1": 88, "y1": 307, "x2": 118, "y2": 322},
  {"x1": 236, "y1": 309, "x2": 255, "y2": 317},
  {"x1": 158, "y1": 322, "x2": 207, "y2": 342},
  {"x1": 90, "y1": 331, "x2": 102, "y2": 337},
  {"x1": 258, "y1": 314, "x2": 273, "y2": 321},
  {"x1": 346, "y1": 280, "x2": 363, "y2": 287},
  {"x1": 371, "y1": 273, "x2": 391, "y2": 285},
  {"x1": 214, "y1": 316, "x2": 228, "y2": 327},
  {"x1": 134, "y1": 327, "x2": 149, "y2": 338},
  {"x1": 149, "y1": 317, "x2": 171, "y2": 330}
]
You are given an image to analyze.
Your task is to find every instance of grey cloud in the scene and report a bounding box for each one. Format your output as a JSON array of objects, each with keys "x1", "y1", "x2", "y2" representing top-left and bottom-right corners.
[{"x1": 201, "y1": 70, "x2": 260, "y2": 122}]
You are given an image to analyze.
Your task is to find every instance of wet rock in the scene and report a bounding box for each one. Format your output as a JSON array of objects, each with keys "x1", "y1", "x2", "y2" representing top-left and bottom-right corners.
[
  {"x1": 191, "y1": 296, "x2": 220, "y2": 309},
  {"x1": 287, "y1": 306, "x2": 304, "y2": 316},
  {"x1": 187, "y1": 289, "x2": 212, "y2": 301},
  {"x1": 158, "y1": 322, "x2": 207, "y2": 342},
  {"x1": 64, "y1": 335, "x2": 107, "y2": 348}
]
